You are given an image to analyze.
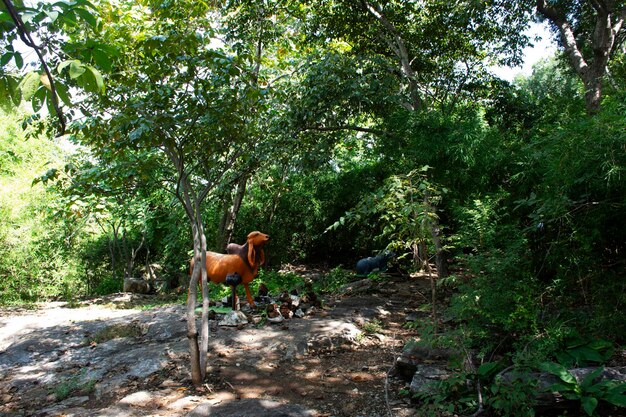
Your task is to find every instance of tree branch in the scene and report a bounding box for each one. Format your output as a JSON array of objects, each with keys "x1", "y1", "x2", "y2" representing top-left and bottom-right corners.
[
  {"x1": 2, "y1": 0, "x2": 66, "y2": 136},
  {"x1": 359, "y1": 0, "x2": 423, "y2": 110}
]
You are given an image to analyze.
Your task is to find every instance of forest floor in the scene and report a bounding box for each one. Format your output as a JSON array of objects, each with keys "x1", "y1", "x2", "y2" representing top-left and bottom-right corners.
[{"x1": 0, "y1": 269, "x2": 434, "y2": 417}]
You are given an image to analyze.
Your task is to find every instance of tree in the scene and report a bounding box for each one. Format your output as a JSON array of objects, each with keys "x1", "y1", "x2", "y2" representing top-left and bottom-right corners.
[
  {"x1": 63, "y1": 0, "x2": 269, "y2": 385},
  {"x1": 536, "y1": 0, "x2": 626, "y2": 114},
  {"x1": 305, "y1": 0, "x2": 533, "y2": 112}
]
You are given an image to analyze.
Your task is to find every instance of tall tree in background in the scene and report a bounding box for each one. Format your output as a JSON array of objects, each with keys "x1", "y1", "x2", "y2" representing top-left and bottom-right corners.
[
  {"x1": 536, "y1": 0, "x2": 626, "y2": 114},
  {"x1": 212, "y1": 1, "x2": 302, "y2": 251}
]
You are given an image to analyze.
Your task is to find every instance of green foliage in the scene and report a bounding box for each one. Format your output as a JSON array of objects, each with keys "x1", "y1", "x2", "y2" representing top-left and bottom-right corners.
[
  {"x1": 0, "y1": 109, "x2": 88, "y2": 304},
  {"x1": 362, "y1": 318, "x2": 383, "y2": 334},
  {"x1": 256, "y1": 269, "x2": 302, "y2": 295},
  {"x1": 540, "y1": 362, "x2": 626, "y2": 416},
  {"x1": 52, "y1": 370, "x2": 96, "y2": 401},
  {"x1": 553, "y1": 337, "x2": 614, "y2": 368},
  {"x1": 328, "y1": 167, "x2": 445, "y2": 270},
  {"x1": 487, "y1": 373, "x2": 538, "y2": 417},
  {"x1": 447, "y1": 228, "x2": 539, "y2": 356},
  {"x1": 313, "y1": 266, "x2": 351, "y2": 294}
]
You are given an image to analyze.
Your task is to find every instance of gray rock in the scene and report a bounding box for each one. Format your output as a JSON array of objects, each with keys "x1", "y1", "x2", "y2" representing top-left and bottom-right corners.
[
  {"x1": 123, "y1": 278, "x2": 151, "y2": 294},
  {"x1": 218, "y1": 311, "x2": 248, "y2": 327},
  {"x1": 307, "y1": 322, "x2": 361, "y2": 353},
  {"x1": 118, "y1": 390, "x2": 154, "y2": 407},
  {"x1": 395, "y1": 339, "x2": 455, "y2": 380},
  {"x1": 409, "y1": 364, "x2": 451, "y2": 394}
]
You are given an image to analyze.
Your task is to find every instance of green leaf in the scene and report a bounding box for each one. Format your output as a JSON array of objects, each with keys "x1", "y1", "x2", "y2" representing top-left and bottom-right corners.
[
  {"x1": 92, "y1": 48, "x2": 112, "y2": 72},
  {"x1": 44, "y1": 10, "x2": 59, "y2": 22},
  {"x1": 18, "y1": 71, "x2": 41, "y2": 100},
  {"x1": 605, "y1": 393, "x2": 626, "y2": 407},
  {"x1": 540, "y1": 362, "x2": 576, "y2": 384},
  {"x1": 569, "y1": 346, "x2": 604, "y2": 364},
  {"x1": 73, "y1": 7, "x2": 97, "y2": 27},
  {"x1": 85, "y1": 65, "x2": 105, "y2": 93},
  {"x1": 46, "y1": 93, "x2": 56, "y2": 118},
  {"x1": 69, "y1": 60, "x2": 86, "y2": 79},
  {"x1": 55, "y1": 81, "x2": 72, "y2": 107},
  {"x1": 0, "y1": 52, "x2": 12, "y2": 66},
  {"x1": 581, "y1": 396, "x2": 598, "y2": 416},
  {"x1": 581, "y1": 367, "x2": 605, "y2": 389},
  {"x1": 14, "y1": 52, "x2": 23, "y2": 69},
  {"x1": 32, "y1": 86, "x2": 47, "y2": 112},
  {"x1": 57, "y1": 59, "x2": 76, "y2": 74},
  {"x1": 0, "y1": 10, "x2": 14, "y2": 23},
  {"x1": 477, "y1": 361, "x2": 499, "y2": 377}
]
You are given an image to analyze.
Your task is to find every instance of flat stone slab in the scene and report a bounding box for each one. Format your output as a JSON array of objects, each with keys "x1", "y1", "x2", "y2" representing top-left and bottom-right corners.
[{"x1": 188, "y1": 399, "x2": 317, "y2": 417}]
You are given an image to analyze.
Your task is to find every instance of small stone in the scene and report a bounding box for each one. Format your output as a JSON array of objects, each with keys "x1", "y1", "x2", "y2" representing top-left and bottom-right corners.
[
  {"x1": 218, "y1": 311, "x2": 248, "y2": 327},
  {"x1": 267, "y1": 315, "x2": 284, "y2": 324},
  {"x1": 119, "y1": 391, "x2": 154, "y2": 407}
]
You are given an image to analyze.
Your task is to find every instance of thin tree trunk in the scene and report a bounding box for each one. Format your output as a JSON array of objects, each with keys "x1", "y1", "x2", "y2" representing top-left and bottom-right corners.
[
  {"x1": 217, "y1": 175, "x2": 248, "y2": 251},
  {"x1": 416, "y1": 238, "x2": 438, "y2": 334},
  {"x1": 423, "y1": 193, "x2": 448, "y2": 279},
  {"x1": 198, "y1": 211, "x2": 210, "y2": 376},
  {"x1": 163, "y1": 144, "x2": 209, "y2": 386},
  {"x1": 188, "y1": 228, "x2": 202, "y2": 385}
]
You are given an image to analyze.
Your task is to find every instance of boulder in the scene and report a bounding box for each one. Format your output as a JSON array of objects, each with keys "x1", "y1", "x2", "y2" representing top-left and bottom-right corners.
[
  {"x1": 395, "y1": 338, "x2": 455, "y2": 380},
  {"x1": 409, "y1": 364, "x2": 452, "y2": 395},
  {"x1": 123, "y1": 278, "x2": 150, "y2": 294}
]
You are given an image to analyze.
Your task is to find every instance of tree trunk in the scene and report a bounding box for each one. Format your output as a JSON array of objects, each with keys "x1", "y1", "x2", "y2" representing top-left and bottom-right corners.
[
  {"x1": 187, "y1": 215, "x2": 210, "y2": 385},
  {"x1": 217, "y1": 175, "x2": 248, "y2": 252},
  {"x1": 163, "y1": 144, "x2": 211, "y2": 387},
  {"x1": 536, "y1": 0, "x2": 625, "y2": 115},
  {"x1": 198, "y1": 216, "x2": 210, "y2": 376},
  {"x1": 360, "y1": 0, "x2": 423, "y2": 111},
  {"x1": 188, "y1": 223, "x2": 203, "y2": 385},
  {"x1": 423, "y1": 192, "x2": 448, "y2": 279},
  {"x1": 429, "y1": 217, "x2": 448, "y2": 279}
]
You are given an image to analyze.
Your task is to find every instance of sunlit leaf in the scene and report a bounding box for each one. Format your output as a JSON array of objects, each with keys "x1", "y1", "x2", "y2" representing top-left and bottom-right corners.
[
  {"x1": 40, "y1": 73, "x2": 52, "y2": 90},
  {"x1": 69, "y1": 61, "x2": 86, "y2": 79},
  {"x1": 32, "y1": 86, "x2": 47, "y2": 112},
  {"x1": 18, "y1": 71, "x2": 41, "y2": 100}
]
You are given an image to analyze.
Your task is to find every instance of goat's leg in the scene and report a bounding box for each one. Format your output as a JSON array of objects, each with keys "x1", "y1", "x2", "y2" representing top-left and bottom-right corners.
[
  {"x1": 231, "y1": 285, "x2": 238, "y2": 310},
  {"x1": 243, "y1": 283, "x2": 255, "y2": 308}
]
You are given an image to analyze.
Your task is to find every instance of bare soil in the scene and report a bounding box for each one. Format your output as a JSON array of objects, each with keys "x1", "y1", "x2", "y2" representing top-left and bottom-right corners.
[{"x1": 0, "y1": 271, "x2": 433, "y2": 417}]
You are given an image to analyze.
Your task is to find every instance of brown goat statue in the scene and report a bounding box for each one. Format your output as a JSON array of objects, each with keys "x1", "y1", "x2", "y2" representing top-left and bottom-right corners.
[{"x1": 190, "y1": 231, "x2": 269, "y2": 307}]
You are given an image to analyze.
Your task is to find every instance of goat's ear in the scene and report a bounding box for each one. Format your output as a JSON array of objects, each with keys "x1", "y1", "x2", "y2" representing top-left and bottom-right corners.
[
  {"x1": 248, "y1": 243, "x2": 256, "y2": 266},
  {"x1": 260, "y1": 249, "x2": 265, "y2": 266}
]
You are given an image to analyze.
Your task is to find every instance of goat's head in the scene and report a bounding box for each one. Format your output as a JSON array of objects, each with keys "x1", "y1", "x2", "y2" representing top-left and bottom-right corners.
[{"x1": 246, "y1": 231, "x2": 270, "y2": 266}]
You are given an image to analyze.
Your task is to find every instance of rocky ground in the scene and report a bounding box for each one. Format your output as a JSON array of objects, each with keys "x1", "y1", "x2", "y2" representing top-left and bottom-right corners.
[{"x1": 0, "y1": 272, "x2": 434, "y2": 417}]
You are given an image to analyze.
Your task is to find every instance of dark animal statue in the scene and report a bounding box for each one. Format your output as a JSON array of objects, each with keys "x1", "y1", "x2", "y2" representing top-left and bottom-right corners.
[{"x1": 356, "y1": 251, "x2": 395, "y2": 276}]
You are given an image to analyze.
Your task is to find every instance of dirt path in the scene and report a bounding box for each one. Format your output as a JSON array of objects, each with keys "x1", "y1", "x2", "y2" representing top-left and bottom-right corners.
[{"x1": 0, "y1": 276, "x2": 431, "y2": 417}]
